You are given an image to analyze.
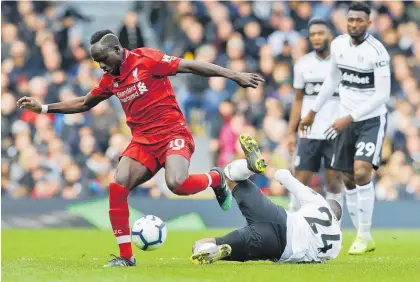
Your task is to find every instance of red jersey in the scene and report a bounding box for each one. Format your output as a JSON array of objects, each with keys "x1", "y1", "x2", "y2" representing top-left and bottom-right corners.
[{"x1": 91, "y1": 48, "x2": 190, "y2": 145}]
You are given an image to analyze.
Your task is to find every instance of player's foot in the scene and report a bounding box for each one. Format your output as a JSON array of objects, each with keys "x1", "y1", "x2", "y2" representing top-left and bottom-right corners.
[
  {"x1": 239, "y1": 134, "x2": 267, "y2": 174},
  {"x1": 190, "y1": 244, "x2": 232, "y2": 265},
  {"x1": 348, "y1": 236, "x2": 376, "y2": 255},
  {"x1": 210, "y1": 167, "x2": 232, "y2": 211},
  {"x1": 103, "y1": 254, "x2": 136, "y2": 267}
]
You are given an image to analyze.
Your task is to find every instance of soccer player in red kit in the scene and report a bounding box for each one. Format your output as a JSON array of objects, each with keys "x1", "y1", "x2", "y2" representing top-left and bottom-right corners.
[{"x1": 17, "y1": 30, "x2": 265, "y2": 267}]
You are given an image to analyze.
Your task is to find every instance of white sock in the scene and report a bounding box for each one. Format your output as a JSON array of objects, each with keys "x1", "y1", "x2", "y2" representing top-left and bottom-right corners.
[
  {"x1": 288, "y1": 193, "x2": 301, "y2": 212},
  {"x1": 194, "y1": 242, "x2": 217, "y2": 254},
  {"x1": 357, "y1": 182, "x2": 375, "y2": 240},
  {"x1": 345, "y1": 188, "x2": 359, "y2": 230},
  {"x1": 224, "y1": 159, "x2": 254, "y2": 181},
  {"x1": 326, "y1": 192, "x2": 344, "y2": 226}
]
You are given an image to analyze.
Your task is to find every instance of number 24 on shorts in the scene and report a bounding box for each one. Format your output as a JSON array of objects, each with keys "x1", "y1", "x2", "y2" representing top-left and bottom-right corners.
[{"x1": 169, "y1": 139, "x2": 185, "y2": 151}]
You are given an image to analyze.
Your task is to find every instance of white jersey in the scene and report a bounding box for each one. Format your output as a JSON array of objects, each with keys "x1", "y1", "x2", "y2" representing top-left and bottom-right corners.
[
  {"x1": 331, "y1": 33, "x2": 390, "y2": 121},
  {"x1": 294, "y1": 52, "x2": 341, "y2": 139},
  {"x1": 279, "y1": 194, "x2": 342, "y2": 263}
]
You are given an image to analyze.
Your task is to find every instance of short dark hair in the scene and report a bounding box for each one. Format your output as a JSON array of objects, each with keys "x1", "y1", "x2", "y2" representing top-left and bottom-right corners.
[
  {"x1": 308, "y1": 18, "x2": 330, "y2": 30},
  {"x1": 327, "y1": 199, "x2": 343, "y2": 221},
  {"x1": 348, "y1": 1, "x2": 371, "y2": 16},
  {"x1": 90, "y1": 29, "x2": 116, "y2": 45}
]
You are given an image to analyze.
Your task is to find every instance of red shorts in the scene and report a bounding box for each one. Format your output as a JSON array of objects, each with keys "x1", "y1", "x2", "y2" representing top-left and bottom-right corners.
[{"x1": 121, "y1": 133, "x2": 195, "y2": 174}]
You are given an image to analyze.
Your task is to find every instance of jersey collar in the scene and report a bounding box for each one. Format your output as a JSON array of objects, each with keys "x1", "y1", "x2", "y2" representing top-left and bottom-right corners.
[
  {"x1": 116, "y1": 49, "x2": 132, "y2": 77},
  {"x1": 315, "y1": 52, "x2": 330, "y2": 61},
  {"x1": 349, "y1": 32, "x2": 369, "y2": 47}
]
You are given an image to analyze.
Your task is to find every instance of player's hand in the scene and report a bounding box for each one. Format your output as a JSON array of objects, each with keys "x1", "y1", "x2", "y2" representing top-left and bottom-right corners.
[
  {"x1": 16, "y1": 96, "x2": 42, "y2": 114},
  {"x1": 298, "y1": 111, "x2": 316, "y2": 138},
  {"x1": 324, "y1": 115, "x2": 353, "y2": 140},
  {"x1": 233, "y1": 72, "x2": 265, "y2": 88},
  {"x1": 287, "y1": 132, "x2": 297, "y2": 153}
]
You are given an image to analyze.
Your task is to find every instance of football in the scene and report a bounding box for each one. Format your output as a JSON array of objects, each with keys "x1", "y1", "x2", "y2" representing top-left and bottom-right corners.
[{"x1": 131, "y1": 215, "x2": 167, "y2": 251}]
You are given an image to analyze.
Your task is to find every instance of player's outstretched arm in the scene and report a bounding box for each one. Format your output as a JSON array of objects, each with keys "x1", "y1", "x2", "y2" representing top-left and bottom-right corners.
[
  {"x1": 17, "y1": 92, "x2": 107, "y2": 114},
  {"x1": 177, "y1": 59, "x2": 264, "y2": 88},
  {"x1": 274, "y1": 169, "x2": 318, "y2": 206}
]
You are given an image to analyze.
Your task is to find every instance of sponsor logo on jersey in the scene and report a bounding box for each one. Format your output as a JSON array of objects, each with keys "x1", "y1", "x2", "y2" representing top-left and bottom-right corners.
[
  {"x1": 116, "y1": 85, "x2": 137, "y2": 98},
  {"x1": 305, "y1": 82, "x2": 322, "y2": 95},
  {"x1": 162, "y1": 54, "x2": 174, "y2": 63},
  {"x1": 115, "y1": 81, "x2": 148, "y2": 103},
  {"x1": 342, "y1": 72, "x2": 370, "y2": 84},
  {"x1": 339, "y1": 67, "x2": 374, "y2": 89},
  {"x1": 304, "y1": 82, "x2": 339, "y2": 97},
  {"x1": 375, "y1": 60, "x2": 389, "y2": 68},
  {"x1": 137, "y1": 82, "x2": 148, "y2": 95},
  {"x1": 132, "y1": 68, "x2": 139, "y2": 82}
]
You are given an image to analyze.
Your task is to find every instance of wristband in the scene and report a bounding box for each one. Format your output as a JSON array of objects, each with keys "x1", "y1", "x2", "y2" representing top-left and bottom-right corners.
[{"x1": 41, "y1": 104, "x2": 49, "y2": 114}]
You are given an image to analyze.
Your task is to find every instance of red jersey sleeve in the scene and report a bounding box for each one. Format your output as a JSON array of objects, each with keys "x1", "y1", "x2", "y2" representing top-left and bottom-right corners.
[
  {"x1": 140, "y1": 48, "x2": 181, "y2": 76},
  {"x1": 90, "y1": 76, "x2": 113, "y2": 99}
]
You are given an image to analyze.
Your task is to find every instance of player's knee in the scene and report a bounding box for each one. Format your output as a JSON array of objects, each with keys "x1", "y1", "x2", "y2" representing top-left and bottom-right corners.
[
  {"x1": 113, "y1": 168, "x2": 137, "y2": 190},
  {"x1": 342, "y1": 172, "x2": 356, "y2": 190},
  {"x1": 326, "y1": 174, "x2": 343, "y2": 194},
  {"x1": 354, "y1": 167, "x2": 371, "y2": 185},
  {"x1": 166, "y1": 174, "x2": 187, "y2": 192},
  {"x1": 113, "y1": 174, "x2": 130, "y2": 188}
]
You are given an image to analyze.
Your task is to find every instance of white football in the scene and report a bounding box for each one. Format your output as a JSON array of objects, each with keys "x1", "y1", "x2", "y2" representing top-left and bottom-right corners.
[{"x1": 131, "y1": 215, "x2": 167, "y2": 251}]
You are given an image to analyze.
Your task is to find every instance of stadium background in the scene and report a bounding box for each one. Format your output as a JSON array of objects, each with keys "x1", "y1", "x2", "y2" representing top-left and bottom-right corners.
[{"x1": 1, "y1": 0, "x2": 419, "y2": 206}]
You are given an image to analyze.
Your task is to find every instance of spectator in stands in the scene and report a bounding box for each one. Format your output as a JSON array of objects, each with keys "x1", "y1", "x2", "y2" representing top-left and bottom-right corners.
[
  {"x1": 118, "y1": 11, "x2": 145, "y2": 50},
  {"x1": 1, "y1": 1, "x2": 419, "y2": 200}
]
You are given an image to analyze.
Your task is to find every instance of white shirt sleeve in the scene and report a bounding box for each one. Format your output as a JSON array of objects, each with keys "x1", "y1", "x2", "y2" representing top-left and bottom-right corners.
[
  {"x1": 350, "y1": 51, "x2": 391, "y2": 121},
  {"x1": 312, "y1": 40, "x2": 342, "y2": 113},
  {"x1": 293, "y1": 60, "x2": 304, "y2": 90}
]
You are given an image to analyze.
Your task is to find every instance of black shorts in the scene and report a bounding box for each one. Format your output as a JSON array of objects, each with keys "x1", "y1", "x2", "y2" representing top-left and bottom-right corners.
[
  {"x1": 332, "y1": 114, "x2": 387, "y2": 172},
  {"x1": 295, "y1": 138, "x2": 334, "y2": 172},
  {"x1": 214, "y1": 180, "x2": 288, "y2": 262}
]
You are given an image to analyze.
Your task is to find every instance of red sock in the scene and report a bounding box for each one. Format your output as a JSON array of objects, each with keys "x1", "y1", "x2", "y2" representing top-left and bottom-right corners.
[
  {"x1": 173, "y1": 171, "x2": 221, "y2": 195},
  {"x1": 109, "y1": 182, "x2": 133, "y2": 260}
]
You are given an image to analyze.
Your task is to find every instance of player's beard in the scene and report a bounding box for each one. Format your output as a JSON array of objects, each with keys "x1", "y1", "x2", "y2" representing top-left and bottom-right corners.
[
  {"x1": 349, "y1": 30, "x2": 367, "y2": 44},
  {"x1": 315, "y1": 39, "x2": 329, "y2": 55}
]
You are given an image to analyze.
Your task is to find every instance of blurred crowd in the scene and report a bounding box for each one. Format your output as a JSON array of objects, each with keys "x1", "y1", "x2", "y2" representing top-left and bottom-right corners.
[{"x1": 1, "y1": 1, "x2": 419, "y2": 200}]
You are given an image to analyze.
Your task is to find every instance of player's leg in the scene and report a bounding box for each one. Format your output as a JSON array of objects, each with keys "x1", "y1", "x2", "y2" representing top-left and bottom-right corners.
[
  {"x1": 323, "y1": 139, "x2": 345, "y2": 210},
  {"x1": 342, "y1": 171, "x2": 358, "y2": 229},
  {"x1": 230, "y1": 178, "x2": 288, "y2": 225},
  {"x1": 324, "y1": 169, "x2": 345, "y2": 226},
  {"x1": 191, "y1": 179, "x2": 287, "y2": 264},
  {"x1": 290, "y1": 138, "x2": 323, "y2": 211},
  {"x1": 191, "y1": 222, "x2": 284, "y2": 264},
  {"x1": 330, "y1": 122, "x2": 359, "y2": 230},
  {"x1": 349, "y1": 114, "x2": 386, "y2": 254},
  {"x1": 348, "y1": 160, "x2": 376, "y2": 254},
  {"x1": 223, "y1": 133, "x2": 267, "y2": 182},
  {"x1": 163, "y1": 136, "x2": 232, "y2": 210},
  {"x1": 105, "y1": 142, "x2": 158, "y2": 267},
  {"x1": 190, "y1": 237, "x2": 232, "y2": 264}
]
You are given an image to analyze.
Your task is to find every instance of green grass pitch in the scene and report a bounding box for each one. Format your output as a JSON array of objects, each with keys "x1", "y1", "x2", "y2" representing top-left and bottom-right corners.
[{"x1": 2, "y1": 229, "x2": 420, "y2": 282}]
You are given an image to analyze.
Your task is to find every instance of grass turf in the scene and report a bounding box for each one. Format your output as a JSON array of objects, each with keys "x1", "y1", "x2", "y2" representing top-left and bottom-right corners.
[{"x1": 2, "y1": 229, "x2": 420, "y2": 282}]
